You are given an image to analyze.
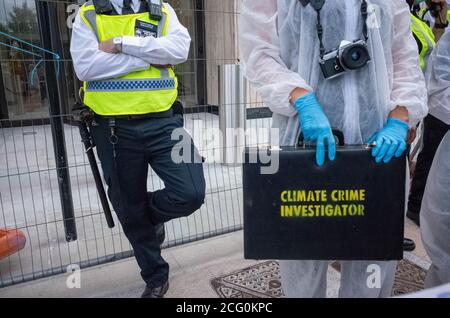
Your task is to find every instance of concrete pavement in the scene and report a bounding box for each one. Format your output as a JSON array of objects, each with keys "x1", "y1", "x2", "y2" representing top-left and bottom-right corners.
[
  {"x1": 0, "y1": 225, "x2": 429, "y2": 298},
  {"x1": 0, "y1": 231, "x2": 342, "y2": 298}
]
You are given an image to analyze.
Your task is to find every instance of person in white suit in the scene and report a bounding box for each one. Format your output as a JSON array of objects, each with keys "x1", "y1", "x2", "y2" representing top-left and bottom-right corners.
[{"x1": 240, "y1": 0, "x2": 428, "y2": 297}]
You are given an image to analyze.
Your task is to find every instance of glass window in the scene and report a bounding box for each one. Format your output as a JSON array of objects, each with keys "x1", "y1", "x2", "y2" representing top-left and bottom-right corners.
[{"x1": 0, "y1": 0, "x2": 49, "y2": 120}]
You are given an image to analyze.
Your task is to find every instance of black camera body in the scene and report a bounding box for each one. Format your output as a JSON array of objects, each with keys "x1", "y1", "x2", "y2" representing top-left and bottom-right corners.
[
  {"x1": 320, "y1": 40, "x2": 371, "y2": 79},
  {"x1": 148, "y1": 0, "x2": 163, "y2": 20}
]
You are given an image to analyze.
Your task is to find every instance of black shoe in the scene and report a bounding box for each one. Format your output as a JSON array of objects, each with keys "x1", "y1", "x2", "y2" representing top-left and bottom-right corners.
[
  {"x1": 141, "y1": 281, "x2": 169, "y2": 298},
  {"x1": 406, "y1": 210, "x2": 420, "y2": 226},
  {"x1": 155, "y1": 223, "x2": 165, "y2": 245},
  {"x1": 403, "y1": 238, "x2": 416, "y2": 252}
]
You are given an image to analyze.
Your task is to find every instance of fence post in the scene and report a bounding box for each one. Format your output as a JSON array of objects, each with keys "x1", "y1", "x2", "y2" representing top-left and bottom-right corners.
[
  {"x1": 218, "y1": 64, "x2": 247, "y2": 165},
  {"x1": 35, "y1": 0, "x2": 77, "y2": 242}
]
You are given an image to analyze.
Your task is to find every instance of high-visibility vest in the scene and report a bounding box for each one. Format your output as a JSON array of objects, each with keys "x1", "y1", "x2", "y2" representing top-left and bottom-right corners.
[
  {"x1": 79, "y1": 1, "x2": 178, "y2": 116},
  {"x1": 410, "y1": 14, "x2": 436, "y2": 72}
]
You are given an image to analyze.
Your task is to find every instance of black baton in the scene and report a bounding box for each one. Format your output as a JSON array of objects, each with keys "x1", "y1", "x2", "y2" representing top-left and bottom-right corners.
[{"x1": 73, "y1": 105, "x2": 115, "y2": 228}]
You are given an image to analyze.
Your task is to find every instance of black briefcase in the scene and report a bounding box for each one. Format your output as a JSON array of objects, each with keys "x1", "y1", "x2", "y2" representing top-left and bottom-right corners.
[{"x1": 243, "y1": 133, "x2": 406, "y2": 261}]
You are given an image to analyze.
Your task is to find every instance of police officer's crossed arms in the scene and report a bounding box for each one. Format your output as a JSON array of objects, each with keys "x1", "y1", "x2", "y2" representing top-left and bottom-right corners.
[{"x1": 70, "y1": 0, "x2": 206, "y2": 298}]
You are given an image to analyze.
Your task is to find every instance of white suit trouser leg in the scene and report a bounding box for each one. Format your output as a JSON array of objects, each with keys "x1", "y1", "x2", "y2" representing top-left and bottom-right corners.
[
  {"x1": 280, "y1": 260, "x2": 397, "y2": 298},
  {"x1": 339, "y1": 261, "x2": 397, "y2": 298},
  {"x1": 280, "y1": 260, "x2": 329, "y2": 298},
  {"x1": 420, "y1": 133, "x2": 450, "y2": 288}
]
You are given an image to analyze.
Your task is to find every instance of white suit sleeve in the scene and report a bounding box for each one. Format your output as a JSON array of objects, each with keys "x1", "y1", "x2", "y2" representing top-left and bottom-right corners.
[
  {"x1": 426, "y1": 29, "x2": 450, "y2": 125},
  {"x1": 121, "y1": 3, "x2": 191, "y2": 65},
  {"x1": 239, "y1": 0, "x2": 312, "y2": 117},
  {"x1": 390, "y1": 1, "x2": 428, "y2": 125},
  {"x1": 70, "y1": 11, "x2": 150, "y2": 82}
]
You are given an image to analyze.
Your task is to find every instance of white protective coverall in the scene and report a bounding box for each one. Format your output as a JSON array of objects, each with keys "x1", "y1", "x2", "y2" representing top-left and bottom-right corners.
[
  {"x1": 421, "y1": 132, "x2": 450, "y2": 288},
  {"x1": 421, "y1": 28, "x2": 450, "y2": 288},
  {"x1": 240, "y1": 0, "x2": 428, "y2": 298},
  {"x1": 425, "y1": 28, "x2": 450, "y2": 125}
]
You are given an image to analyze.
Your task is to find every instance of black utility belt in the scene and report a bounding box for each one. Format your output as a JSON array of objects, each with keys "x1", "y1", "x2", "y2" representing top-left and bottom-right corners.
[
  {"x1": 95, "y1": 108, "x2": 174, "y2": 122},
  {"x1": 91, "y1": 100, "x2": 184, "y2": 122}
]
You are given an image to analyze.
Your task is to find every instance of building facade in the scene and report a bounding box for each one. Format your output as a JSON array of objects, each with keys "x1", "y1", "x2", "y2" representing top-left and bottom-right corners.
[{"x1": 0, "y1": 0, "x2": 240, "y2": 123}]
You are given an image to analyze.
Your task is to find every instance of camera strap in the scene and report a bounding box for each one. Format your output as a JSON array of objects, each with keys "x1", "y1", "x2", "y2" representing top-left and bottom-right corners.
[
  {"x1": 92, "y1": 0, "x2": 114, "y2": 14},
  {"x1": 300, "y1": 0, "x2": 369, "y2": 61}
]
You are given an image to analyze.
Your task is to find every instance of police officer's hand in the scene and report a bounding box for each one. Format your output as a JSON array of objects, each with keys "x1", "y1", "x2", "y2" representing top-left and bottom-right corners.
[{"x1": 99, "y1": 39, "x2": 119, "y2": 54}]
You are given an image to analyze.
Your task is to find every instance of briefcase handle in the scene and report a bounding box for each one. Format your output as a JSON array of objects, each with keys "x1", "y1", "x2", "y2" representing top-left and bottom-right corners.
[{"x1": 298, "y1": 129, "x2": 345, "y2": 147}]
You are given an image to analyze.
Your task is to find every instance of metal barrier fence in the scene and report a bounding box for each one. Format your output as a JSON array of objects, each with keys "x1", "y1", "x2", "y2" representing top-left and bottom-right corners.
[{"x1": 0, "y1": 108, "x2": 271, "y2": 288}]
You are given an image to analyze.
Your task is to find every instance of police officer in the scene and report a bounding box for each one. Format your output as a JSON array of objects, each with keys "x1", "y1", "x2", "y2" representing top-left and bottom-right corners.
[
  {"x1": 408, "y1": 0, "x2": 448, "y2": 72},
  {"x1": 70, "y1": 0, "x2": 206, "y2": 298}
]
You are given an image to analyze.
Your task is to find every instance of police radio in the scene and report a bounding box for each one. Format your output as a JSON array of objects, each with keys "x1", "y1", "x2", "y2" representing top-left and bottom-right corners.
[
  {"x1": 92, "y1": 0, "x2": 113, "y2": 14},
  {"x1": 147, "y1": 0, "x2": 163, "y2": 21}
]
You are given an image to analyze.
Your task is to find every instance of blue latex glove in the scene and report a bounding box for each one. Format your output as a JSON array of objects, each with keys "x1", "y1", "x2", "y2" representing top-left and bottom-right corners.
[
  {"x1": 293, "y1": 92, "x2": 336, "y2": 166},
  {"x1": 368, "y1": 118, "x2": 409, "y2": 164}
]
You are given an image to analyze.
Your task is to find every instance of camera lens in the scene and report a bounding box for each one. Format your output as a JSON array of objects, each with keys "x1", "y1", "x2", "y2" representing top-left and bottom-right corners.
[
  {"x1": 351, "y1": 51, "x2": 361, "y2": 61},
  {"x1": 340, "y1": 44, "x2": 370, "y2": 70}
]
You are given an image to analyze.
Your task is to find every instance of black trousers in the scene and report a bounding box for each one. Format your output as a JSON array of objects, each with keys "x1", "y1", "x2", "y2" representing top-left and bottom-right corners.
[
  {"x1": 90, "y1": 113, "x2": 206, "y2": 287},
  {"x1": 408, "y1": 114, "x2": 450, "y2": 215}
]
